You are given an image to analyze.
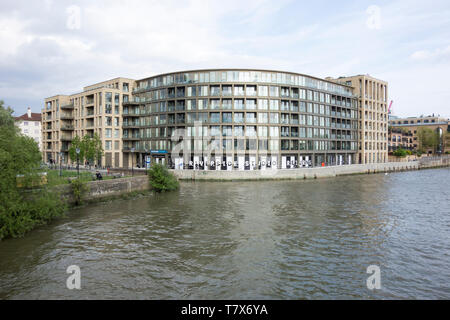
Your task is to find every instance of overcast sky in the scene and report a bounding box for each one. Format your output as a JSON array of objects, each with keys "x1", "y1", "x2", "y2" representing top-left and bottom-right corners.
[{"x1": 1, "y1": 0, "x2": 449, "y2": 118}]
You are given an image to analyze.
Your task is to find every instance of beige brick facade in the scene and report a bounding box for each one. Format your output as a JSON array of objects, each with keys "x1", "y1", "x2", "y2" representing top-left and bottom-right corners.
[{"x1": 42, "y1": 78, "x2": 135, "y2": 167}]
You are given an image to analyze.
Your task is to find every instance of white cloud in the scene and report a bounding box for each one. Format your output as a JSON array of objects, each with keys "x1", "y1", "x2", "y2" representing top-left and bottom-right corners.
[{"x1": 410, "y1": 45, "x2": 450, "y2": 61}]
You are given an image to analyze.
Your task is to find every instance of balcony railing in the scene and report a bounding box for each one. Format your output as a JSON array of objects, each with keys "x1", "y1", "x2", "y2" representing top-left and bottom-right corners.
[{"x1": 60, "y1": 103, "x2": 74, "y2": 109}]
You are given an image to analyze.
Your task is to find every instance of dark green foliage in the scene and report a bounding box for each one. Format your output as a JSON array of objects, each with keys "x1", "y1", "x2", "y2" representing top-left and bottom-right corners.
[
  {"x1": 148, "y1": 163, "x2": 179, "y2": 192},
  {"x1": 70, "y1": 178, "x2": 89, "y2": 205},
  {"x1": 69, "y1": 133, "x2": 103, "y2": 165},
  {"x1": 0, "y1": 101, "x2": 66, "y2": 240},
  {"x1": 393, "y1": 148, "x2": 407, "y2": 157}
]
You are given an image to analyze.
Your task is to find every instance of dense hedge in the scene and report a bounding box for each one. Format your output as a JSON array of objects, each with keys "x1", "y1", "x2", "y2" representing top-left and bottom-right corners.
[{"x1": 147, "y1": 163, "x2": 179, "y2": 192}]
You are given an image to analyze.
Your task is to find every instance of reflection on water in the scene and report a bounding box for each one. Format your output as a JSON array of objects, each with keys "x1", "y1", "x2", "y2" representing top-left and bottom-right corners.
[{"x1": 0, "y1": 168, "x2": 449, "y2": 299}]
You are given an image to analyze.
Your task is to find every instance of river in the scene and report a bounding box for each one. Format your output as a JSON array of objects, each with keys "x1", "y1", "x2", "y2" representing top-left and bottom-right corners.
[{"x1": 0, "y1": 168, "x2": 449, "y2": 299}]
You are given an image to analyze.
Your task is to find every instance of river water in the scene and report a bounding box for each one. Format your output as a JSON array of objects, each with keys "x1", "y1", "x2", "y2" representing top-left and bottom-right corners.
[{"x1": 0, "y1": 168, "x2": 449, "y2": 299}]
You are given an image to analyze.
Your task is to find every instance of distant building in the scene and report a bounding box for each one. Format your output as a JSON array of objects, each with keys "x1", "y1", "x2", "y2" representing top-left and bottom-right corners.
[
  {"x1": 15, "y1": 107, "x2": 42, "y2": 151},
  {"x1": 388, "y1": 115, "x2": 450, "y2": 154}
]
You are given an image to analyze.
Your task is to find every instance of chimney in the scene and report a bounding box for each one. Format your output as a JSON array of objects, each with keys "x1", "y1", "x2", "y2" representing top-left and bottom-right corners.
[{"x1": 27, "y1": 107, "x2": 31, "y2": 118}]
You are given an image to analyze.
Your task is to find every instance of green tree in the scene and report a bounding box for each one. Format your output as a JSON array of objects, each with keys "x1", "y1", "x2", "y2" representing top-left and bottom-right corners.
[
  {"x1": 393, "y1": 148, "x2": 407, "y2": 157},
  {"x1": 69, "y1": 134, "x2": 103, "y2": 165},
  {"x1": 148, "y1": 163, "x2": 179, "y2": 192},
  {"x1": 0, "y1": 101, "x2": 65, "y2": 239},
  {"x1": 417, "y1": 128, "x2": 439, "y2": 153},
  {"x1": 84, "y1": 133, "x2": 103, "y2": 165},
  {"x1": 68, "y1": 135, "x2": 84, "y2": 164}
]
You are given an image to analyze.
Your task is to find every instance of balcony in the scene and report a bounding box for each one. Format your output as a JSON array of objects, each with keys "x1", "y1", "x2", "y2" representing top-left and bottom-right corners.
[
  {"x1": 123, "y1": 100, "x2": 140, "y2": 105},
  {"x1": 122, "y1": 110, "x2": 140, "y2": 117},
  {"x1": 60, "y1": 114, "x2": 74, "y2": 120},
  {"x1": 123, "y1": 135, "x2": 141, "y2": 140},
  {"x1": 60, "y1": 103, "x2": 74, "y2": 109},
  {"x1": 123, "y1": 122, "x2": 140, "y2": 128},
  {"x1": 60, "y1": 125, "x2": 74, "y2": 130},
  {"x1": 60, "y1": 135, "x2": 72, "y2": 141}
]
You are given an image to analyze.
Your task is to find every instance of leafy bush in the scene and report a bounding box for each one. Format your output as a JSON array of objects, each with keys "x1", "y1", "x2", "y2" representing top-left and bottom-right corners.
[
  {"x1": 393, "y1": 148, "x2": 407, "y2": 157},
  {"x1": 148, "y1": 163, "x2": 179, "y2": 192},
  {"x1": 70, "y1": 178, "x2": 89, "y2": 205}
]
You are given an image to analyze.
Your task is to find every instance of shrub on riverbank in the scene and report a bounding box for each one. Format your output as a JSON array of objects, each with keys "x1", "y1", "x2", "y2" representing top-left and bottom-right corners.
[
  {"x1": 70, "y1": 178, "x2": 89, "y2": 205},
  {"x1": 147, "y1": 163, "x2": 179, "y2": 192},
  {"x1": 0, "y1": 101, "x2": 66, "y2": 240},
  {"x1": 393, "y1": 148, "x2": 408, "y2": 157}
]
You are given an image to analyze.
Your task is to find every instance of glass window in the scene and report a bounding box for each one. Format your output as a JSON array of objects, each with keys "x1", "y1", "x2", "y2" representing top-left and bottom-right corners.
[
  {"x1": 270, "y1": 113, "x2": 279, "y2": 124},
  {"x1": 222, "y1": 112, "x2": 232, "y2": 123},
  {"x1": 234, "y1": 86, "x2": 244, "y2": 96},
  {"x1": 246, "y1": 112, "x2": 256, "y2": 123},
  {"x1": 187, "y1": 86, "x2": 197, "y2": 97},
  {"x1": 198, "y1": 99, "x2": 208, "y2": 110},
  {"x1": 198, "y1": 86, "x2": 208, "y2": 96},
  {"x1": 222, "y1": 85, "x2": 232, "y2": 96},
  {"x1": 258, "y1": 99, "x2": 268, "y2": 110},
  {"x1": 211, "y1": 126, "x2": 220, "y2": 136},
  {"x1": 258, "y1": 112, "x2": 268, "y2": 123},
  {"x1": 269, "y1": 126, "x2": 279, "y2": 137},
  {"x1": 222, "y1": 99, "x2": 232, "y2": 109},
  {"x1": 245, "y1": 126, "x2": 257, "y2": 137},
  {"x1": 246, "y1": 85, "x2": 256, "y2": 96},
  {"x1": 234, "y1": 99, "x2": 244, "y2": 109},
  {"x1": 258, "y1": 86, "x2": 268, "y2": 96},
  {"x1": 258, "y1": 126, "x2": 268, "y2": 137},
  {"x1": 246, "y1": 99, "x2": 256, "y2": 110},
  {"x1": 211, "y1": 85, "x2": 220, "y2": 96},
  {"x1": 234, "y1": 112, "x2": 244, "y2": 123},
  {"x1": 211, "y1": 99, "x2": 220, "y2": 109},
  {"x1": 222, "y1": 126, "x2": 232, "y2": 137},
  {"x1": 210, "y1": 112, "x2": 220, "y2": 123},
  {"x1": 187, "y1": 99, "x2": 197, "y2": 110},
  {"x1": 234, "y1": 126, "x2": 244, "y2": 136},
  {"x1": 269, "y1": 86, "x2": 279, "y2": 97},
  {"x1": 269, "y1": 100, "x2": 279, "y2": 111}
]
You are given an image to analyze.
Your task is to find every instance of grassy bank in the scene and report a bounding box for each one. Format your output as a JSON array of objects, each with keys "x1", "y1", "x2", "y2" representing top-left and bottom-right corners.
[{"x1": 44, "y1": 169, "x2": 124, "y2": 187}]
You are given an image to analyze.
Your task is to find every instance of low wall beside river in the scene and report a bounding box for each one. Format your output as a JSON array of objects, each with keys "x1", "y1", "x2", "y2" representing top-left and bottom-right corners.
[
  {"x1": 171, "y1": 161, "x2": 421, "y2": 181},
  {"x1": 55, "y1": 175, "x2": 149, "y2": 204}
]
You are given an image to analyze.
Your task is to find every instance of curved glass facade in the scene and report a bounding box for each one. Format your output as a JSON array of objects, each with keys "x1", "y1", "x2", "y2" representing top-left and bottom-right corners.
[{"x1": 123, "y1": 69, "x2": 358, "y2": 170}]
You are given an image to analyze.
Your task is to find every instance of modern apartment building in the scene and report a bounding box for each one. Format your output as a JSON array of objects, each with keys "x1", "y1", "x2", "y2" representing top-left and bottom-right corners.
[
  {"x1": 42, "y1": 77, "x2": 135, "y2": 166},
  {"x1": 389, "y1": 115, "x2": 450, "y2": 154},
  {"x1": 124, "y1": 69, "x2": 359, "y2": 170},
  {"x1": 43, "y1": 69, "x2": 389, "y2": 169},
  {"x1": 15, "y1": 107, "x2": 42, "y2": 151},
  {"x1": 329, "y1": 75, "x2": 388, "y2": 164}
]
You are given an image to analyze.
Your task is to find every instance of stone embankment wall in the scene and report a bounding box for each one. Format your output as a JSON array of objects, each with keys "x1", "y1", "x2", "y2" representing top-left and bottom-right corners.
[
  {"x1": 171, "y1": 161, "x2": 425, "y2": 181},
  {"x1": 56, "y1": 176, "x2": 149, "y2": 204},
  {"x1": 418, "y1": 156, "x2": 450, "y2": 169}
]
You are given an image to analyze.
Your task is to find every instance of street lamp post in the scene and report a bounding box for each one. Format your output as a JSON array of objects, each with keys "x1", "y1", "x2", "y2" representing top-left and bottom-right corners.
[
  {"x1": 76, "y1": 148, "x2": 80, "y2": 178},
  {"x1": 59, "y1": 152, "x2": 63, "y2": 177},
  {"x1": 131, "y1": 147, "x2": 135, "y2": 177}
]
